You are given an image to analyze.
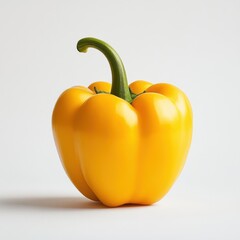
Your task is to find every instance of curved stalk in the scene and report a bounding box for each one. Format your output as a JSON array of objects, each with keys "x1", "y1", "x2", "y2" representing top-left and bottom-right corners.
[{"x1": 77, "y1": 37, "x2": 132, "y2": 103}]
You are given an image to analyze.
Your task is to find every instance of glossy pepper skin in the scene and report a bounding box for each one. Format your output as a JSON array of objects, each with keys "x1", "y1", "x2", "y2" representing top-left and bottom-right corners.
[{"x1": 52, "y1": 37, "x2": 192, "y2": 207}]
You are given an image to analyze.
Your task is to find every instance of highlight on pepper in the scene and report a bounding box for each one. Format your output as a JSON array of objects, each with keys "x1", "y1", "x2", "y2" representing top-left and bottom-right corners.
[{"x1": 52, "y1": 37, "x2": 193, "y2": 207}]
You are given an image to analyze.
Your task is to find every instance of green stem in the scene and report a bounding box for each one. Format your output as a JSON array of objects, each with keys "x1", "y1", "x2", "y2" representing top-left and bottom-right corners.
[{"x1": 77, "y1": 37, "x2": 132, "y2": 103}]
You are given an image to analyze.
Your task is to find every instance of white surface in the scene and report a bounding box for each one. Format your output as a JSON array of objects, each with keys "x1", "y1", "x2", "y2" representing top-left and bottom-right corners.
[{"x1": 0, "y1": 0, "x2": 240, "y2": 239}]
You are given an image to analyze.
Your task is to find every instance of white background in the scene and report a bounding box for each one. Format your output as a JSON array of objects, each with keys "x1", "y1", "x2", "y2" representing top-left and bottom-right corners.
[{"x1": 0, "y1": 0, "x2": 240, "y2": 239}]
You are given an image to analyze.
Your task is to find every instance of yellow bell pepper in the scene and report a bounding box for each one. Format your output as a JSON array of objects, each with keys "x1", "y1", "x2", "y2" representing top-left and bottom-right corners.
[{"x1": 52, "y1": 37, "x2": 193, "y2": 207}]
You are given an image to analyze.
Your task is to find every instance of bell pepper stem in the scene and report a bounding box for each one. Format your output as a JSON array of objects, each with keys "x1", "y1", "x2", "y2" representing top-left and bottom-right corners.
[{"x1": 77, "y1": 37, "x2": 133, "y2": 103}]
